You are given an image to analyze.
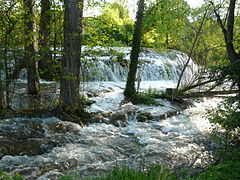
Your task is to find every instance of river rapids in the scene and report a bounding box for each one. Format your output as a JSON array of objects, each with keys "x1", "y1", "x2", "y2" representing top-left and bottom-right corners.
[{"x1": 0, "y1": 48, "x2": 221, "y2": 179}]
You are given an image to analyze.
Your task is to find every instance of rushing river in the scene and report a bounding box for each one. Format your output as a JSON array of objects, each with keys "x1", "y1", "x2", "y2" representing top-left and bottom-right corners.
[
  {"x1": 0, "y1": 81, "x2": 221, "y2": 179},
  {"x1": 0, "y1": 48, "x2": 220, "y2": 179}
]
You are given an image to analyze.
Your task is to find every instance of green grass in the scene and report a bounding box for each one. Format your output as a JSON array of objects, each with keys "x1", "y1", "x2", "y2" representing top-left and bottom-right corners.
[
  {"x1": 0, "y1": 170, "x2": 24, "y2": 180},
  {"x1": 131, "y1": 93, "x2": 160, "y2": 105},
  {"x1": 60, "y1": 164, "x2": 177, "y2": 180},
  {"x1": 189, "y1": 161, "x2": 240, "y2": 180}
]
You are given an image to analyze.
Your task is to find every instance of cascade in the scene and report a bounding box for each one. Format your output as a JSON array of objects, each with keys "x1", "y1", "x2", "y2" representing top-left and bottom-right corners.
[
  {"x1": 81, "y1": 47, "x2": 198, "y2": 84},
  {"x1": 4, "y1": 47, "x2": 199, "y2": 86},
  {"x1": 0, "y1": 47, "x2": 215, "y2": 180},
  {"x1": 16, "y1": 47, "x2": 198, "y2": 85}
]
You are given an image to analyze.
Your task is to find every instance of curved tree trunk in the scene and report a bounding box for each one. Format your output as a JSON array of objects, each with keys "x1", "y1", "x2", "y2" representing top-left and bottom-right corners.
[
  {"x1": 23, "y1": 0, "x2": 40, "y2": 95},
  {"x1": 124, "y1": 0, "x2": 145, "y2": 99},
  {"x1": 60, "y1": 0, "x2": 83, "y2": 106},
  {"x1": 211, "y1": 0, "x2": 239, "y2": 63}
]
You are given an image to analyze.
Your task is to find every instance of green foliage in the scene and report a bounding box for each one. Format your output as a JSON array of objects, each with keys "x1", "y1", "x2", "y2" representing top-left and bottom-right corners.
[
  {"x1": 0, "y1": 170, "x2": 24, "y2": 180},
  {"x1": 144, "y1": 87, "x2": 164, "y2": 99},
  {"x1": 61, "y1": 164, "x2": 176, "y2": 180},
  {"x1": 189, "y1": 160, "x2": 240, "y2": 180},
  {"x1": 38, "y1": 56, "x2": 62, "y2": 81},
  {"x1": 60, "y1": 171, "x2": 81, "y2": 180},
  {"x1": 0, "y1": 152, "x2": 4, "y2": 158},
  {"x1": 129, "y1": 93, "x2": 159, "y2": 105},
  {"x1": 142, "y1": 0, "x2": 190, "y2": 49},
  {"x1": 207, "y1": 95, "x2": 240, "y2": 148},
  {"x1": 191, "y1": 93, "x2": 240, "y2": 180},
  {"x1": 83, "y1": 1, "x2": 134, "y2": 46}
]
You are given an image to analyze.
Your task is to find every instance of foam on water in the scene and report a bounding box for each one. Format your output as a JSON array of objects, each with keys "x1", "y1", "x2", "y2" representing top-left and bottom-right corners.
[
  {"x1": 0, "y1": 48, "x2": 216, "y2": 179},
  {"x1": 0, "y1": 94, "x2": 220, "y2": 179},
  {"x1": 82, "y1": 47, "x2": 198, "y2": 84}
]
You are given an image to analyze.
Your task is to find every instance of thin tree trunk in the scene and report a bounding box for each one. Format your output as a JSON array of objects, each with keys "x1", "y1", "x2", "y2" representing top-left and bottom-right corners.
[
  {"x1": 39, "y1": 0, "x2": 52, "y2": 70},
  {"x1": 60, "y1": 0, "x2": 83, "y2": 106},
  {"x1": 0, "y1": 78, "x2": 6, "y2": 109},
  {"x1": 3, "y1": 33, "x2": 10, "y2": 105},
  {"x1": 124, "y1": 0, "x2": 145, "y2": 99},
  {"x1": 1, "y1": 2, "x2": 17, "y2": 108},
  {"x1": 23, "y1": 0, "x2": 40, "y2": 95},
  {"x1": 176, "y1": 8, "x2": 208, "y2": 90}
]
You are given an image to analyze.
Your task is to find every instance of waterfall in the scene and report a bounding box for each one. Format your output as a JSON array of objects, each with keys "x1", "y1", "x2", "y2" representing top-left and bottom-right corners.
[
  {"x1": 81, "y1": 47, "x2": 198, "y2": 84},
  {"x1": 15, "y1": 46, "x2": 198, "y2": 84}
]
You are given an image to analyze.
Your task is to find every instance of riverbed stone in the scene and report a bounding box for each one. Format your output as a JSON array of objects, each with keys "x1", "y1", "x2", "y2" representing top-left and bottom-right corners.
[
  {"x1": 109, "y1": 112, "x2": 127, "y2": 127},
  {"x1": 137, "y1": 112, "x2": 153, "y2": 122},
  {"x1": 0, "y1": 118, "x2": 81, "y2": 156}
]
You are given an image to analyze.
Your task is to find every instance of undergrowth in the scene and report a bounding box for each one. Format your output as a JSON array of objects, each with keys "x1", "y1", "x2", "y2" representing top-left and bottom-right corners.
[
  {"x1": 0, "y1": 170, "x2": 24, "y2": 180},
  {"x1": 60, "y1": 164, "x2": 177, "y2": 180},
  {"x1": 189, "y1": 95, "x2": 240, "y2": 180},
  {"x1": 131, "y1": 93, "x2": 160, "y2": 105}
]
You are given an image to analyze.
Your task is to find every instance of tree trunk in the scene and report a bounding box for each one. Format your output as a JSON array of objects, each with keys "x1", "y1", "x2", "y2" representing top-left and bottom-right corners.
[
  {"x1": 60, "y1": 0, "x2": 83, "y2": 106},
  {"x1": 224, "y1": 0, "x2": 239, "y2": 63},
  {"x1": 211, "y1": 0, "x2": 240, "y2": 88},
  {"x1": 0, "y1": 79, "x2": 6, "y2": 109},
  {"x1": 23, "y1": 0, "x2": 40, "y2": 95},
  {"x1": 39, "y1": 0, "x2": 52, "y2": 71},
  {"x1": 210, "y1": 0, "x2": 240, "y2": 63},
  {"x1": 176, "y1": 8, "x2": 208, "y2": 90},
  {"x1": 124, "y1": 0, "x2": 145, "y2": 99},
  {"x1": 183, "y1": 90, "x2": 240, "y2": 98}
]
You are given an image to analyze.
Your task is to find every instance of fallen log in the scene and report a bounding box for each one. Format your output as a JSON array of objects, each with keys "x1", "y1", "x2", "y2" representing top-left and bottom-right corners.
[{"x1": 183, "y1": 90, "x2": 240, "y2": 98}]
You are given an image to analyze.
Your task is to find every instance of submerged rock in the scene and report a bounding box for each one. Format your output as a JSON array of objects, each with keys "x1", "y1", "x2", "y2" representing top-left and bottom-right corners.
[
  {"x1": 109, "y1": 112, "x2": 127, "y2": 127},
  {"x1": 0, "y1": 117, "x2": 82, "y2": 156},
  {"x1": 137, "y1": 112, "x2": 153, "y2": 122},
  {"x1": 0, "y1": 94, "x2": 221, "y2": 179}
]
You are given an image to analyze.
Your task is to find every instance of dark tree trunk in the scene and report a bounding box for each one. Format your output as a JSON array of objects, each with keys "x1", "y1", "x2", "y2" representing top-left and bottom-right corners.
[
  {"x1": 60, "y1": 0, "x2": 83, "y2": 106},
  {"x1": 124, "y1": 0, "x2": 145, "y2": 99},
  {"x1": 23, "y1": 0, "x2": 40, "y2": 95},
  {"x1": 211, "y1": 0, "x2": 240, "y2": 62},
  {"x1": 224, "y1": 0, "x2": 239, "y2": 63},
  {"x1": 211, "y1": 0, "x2": 240, "y2": 88},
  {"x1": 39, "y1": 0, "x2": 52, "y2": 70}
]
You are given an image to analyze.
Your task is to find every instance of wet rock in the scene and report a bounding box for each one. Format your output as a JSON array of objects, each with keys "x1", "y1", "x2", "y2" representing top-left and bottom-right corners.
[
  {"x1": 156, "y1": 110, "x2": 180, "y2": 120},
  {"x1": 137, "y1": 112, "x2": 153, "y2": 122},
  {"x1": 109, "y1": 112, "x2": 127, "y2": 127},
  {"x1": 38, "y1": 170, "x2": 64, "y2": 180},
  {"x1": 102, "y1": 111, "x2": 112, "y2": 118},
  {"x1": 0, "y1": 119, "x2": 47, "y2": 156},
  {"x1": 12, "y1": 167, "x2": 40, "y2": 180},
  {"x1": 0, "y1": 139, "x2": 55, "y2": 156},
  {"x1": 0, "y1": 118, "x2": 81, "y2": 156},
  {"x1": 46, "y1": 121, "x2": 82, "y2": 134},
  {"x1": 120, "y1": 102, "x2": 138, "y2": 114},
  {"x1": 90, "y1": 112, "x2": 105, "y2": 123}
]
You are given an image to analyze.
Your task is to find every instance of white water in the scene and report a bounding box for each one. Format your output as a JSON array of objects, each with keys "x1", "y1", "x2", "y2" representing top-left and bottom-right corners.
[
  {"x1": 0, "y1": 81, "x2": 221, "y2": 179},
  {"x1": 81, "y1": 47, "x2": 198, "y2": 85},
  {"x1": 0, "y1": 48, "x2": 219, "y2": 179}
]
